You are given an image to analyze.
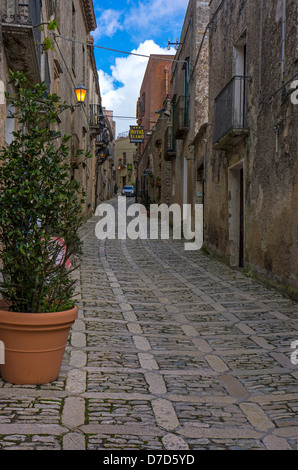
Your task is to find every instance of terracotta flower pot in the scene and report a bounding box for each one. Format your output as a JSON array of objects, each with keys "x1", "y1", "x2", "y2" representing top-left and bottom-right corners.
[{"x1": 0, "y1": 299, "x2": 78, "y2": 385}]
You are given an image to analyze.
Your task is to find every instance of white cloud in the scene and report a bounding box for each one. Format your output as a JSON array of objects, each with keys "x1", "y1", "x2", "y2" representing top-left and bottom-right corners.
[
  {"x1": 98, "y1": 40, "x2": 175, "y2": 137},
  {"x1": 93, "y1": 0, "x2": 188, "y2": 42},
  {"x1": 124, "y1": 0, "x2": 188, "y2": 32},
  {"x1": 93, "y1": 9, "x2": 123, "y2": 41}
]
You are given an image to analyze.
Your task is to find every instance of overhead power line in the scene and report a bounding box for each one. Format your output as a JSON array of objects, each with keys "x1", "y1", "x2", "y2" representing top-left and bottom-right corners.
[
  {"x1": 51, "y1": 32, "x2": 186, "y2": 64},
  {"x1": 96, "y1": 114, "x2": 170, "y2": 120}
]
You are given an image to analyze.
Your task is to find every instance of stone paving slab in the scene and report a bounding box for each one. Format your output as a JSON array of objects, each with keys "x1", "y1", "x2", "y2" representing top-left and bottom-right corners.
[{"x1": 0, "y1": 199, "x2": 297, "y2": 450}]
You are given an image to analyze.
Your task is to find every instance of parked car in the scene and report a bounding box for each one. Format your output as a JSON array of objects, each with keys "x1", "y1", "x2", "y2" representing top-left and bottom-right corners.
[{"x1": 121, "y1": 185, "x2": 135, "y2": 197}]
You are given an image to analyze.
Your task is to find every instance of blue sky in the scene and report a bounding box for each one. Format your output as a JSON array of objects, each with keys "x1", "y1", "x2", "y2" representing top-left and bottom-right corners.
[{"x1": 91, "y1": 0, "x2": 189, "y2": 136}]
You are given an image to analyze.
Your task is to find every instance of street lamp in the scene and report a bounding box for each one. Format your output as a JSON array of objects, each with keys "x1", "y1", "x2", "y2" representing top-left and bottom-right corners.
[{"x1": 75, "y1": 84, "x2": 87, "y2": 104}]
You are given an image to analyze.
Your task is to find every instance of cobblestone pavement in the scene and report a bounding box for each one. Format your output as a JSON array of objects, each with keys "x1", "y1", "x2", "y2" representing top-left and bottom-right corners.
[{"x1": 0, "y1": 197, "x2": 298, "y2": 450}]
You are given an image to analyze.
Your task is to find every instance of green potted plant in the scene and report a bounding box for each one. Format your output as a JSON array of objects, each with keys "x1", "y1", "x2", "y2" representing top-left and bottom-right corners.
[{"x1": 0, "y1": 71, "x2": 88, "y2": 385}]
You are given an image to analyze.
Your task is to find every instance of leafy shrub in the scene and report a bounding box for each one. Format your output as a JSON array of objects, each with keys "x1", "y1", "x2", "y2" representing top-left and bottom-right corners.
[{"x1": 0, "y1": 71, "x2": 88, "y2": 313}]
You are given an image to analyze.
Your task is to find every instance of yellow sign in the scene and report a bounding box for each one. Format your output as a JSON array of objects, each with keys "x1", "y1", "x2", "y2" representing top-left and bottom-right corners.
[{"x1": 129, "y1": 126, "x2": 145, "y2": 143}]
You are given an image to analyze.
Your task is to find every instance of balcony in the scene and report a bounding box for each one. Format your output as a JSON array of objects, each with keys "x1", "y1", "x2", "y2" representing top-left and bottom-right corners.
[
  {"x1": 173, "y1": 95, "x2": 189, "y2": 140},
  {"x1": 90, "y1": 104, "x2": 104, "y2": 129},
  {"x1": 95, "y1": 129, "x2": 110, "y2": 149},
  {"x1": 164, "y1": 126, "x2": 176, "y2": 161},
  {"x1": 90, "y1": 104, "x2": 111, "y2": 150},
  {"x1": 213, "y1": 76, "x2": 249, "y2": 150},
  {"x1": 1, "y1": 0, "x2": 41, "y2": 84},
  {"x1": 97, "y1": 146, "x2": 110, "y2": 166}
]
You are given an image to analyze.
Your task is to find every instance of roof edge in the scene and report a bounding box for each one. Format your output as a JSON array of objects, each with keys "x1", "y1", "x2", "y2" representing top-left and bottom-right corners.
[{"x1": 81, "y1": 0, "x2": 97, "y2": 32}]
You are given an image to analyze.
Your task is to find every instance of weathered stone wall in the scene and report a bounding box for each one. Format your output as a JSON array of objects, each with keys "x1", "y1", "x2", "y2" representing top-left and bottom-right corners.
[
  {"x1": 0, "y1": 1, "x2": 106, "y2": 218},
  {"x1": 115, "y1": 136, "x2": 137, "y2": 190},
  {"x1": 51, "y1": 0, "x2": 100, "y2": 217},
  {"x1": 205, "y1": 0, "x2": 298, "y2": 297},
  {"x1": 170, "y1": 0, "x2": 209, "y2": 223},
  {"x1": 136, "y1": 54, "x2": 174, "y2": 204},
  {"x1": 136, "y1": 113, "x2": 172, "y2": 207},
  {"x1": 137, "y1": 54, "x2": 174, "y2": 156},
  {"x1": 143, "y1": 111, "x2": 172, "y2": 206},
  {"x1": 97, "y1": 157, "x2": 114, "y2": 204}
]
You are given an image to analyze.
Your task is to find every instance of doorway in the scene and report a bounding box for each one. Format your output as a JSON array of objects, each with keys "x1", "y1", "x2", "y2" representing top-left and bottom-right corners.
[{"x1": 183, "y1": 157, "x2": 188, "y2": 206}]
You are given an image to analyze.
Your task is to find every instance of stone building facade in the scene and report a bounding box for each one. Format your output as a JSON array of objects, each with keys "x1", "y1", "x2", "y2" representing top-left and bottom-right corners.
[
  {"x1": 134, "y1": 0, "x2": 297, "y2": 298},
  {"x1": 136, "y1": 54, "x2": 174, "y2": 153},
  {"x1": 115, "y1": 135, "x2": 137, "y2": 191},
  {"x1": 168, "y1": 0, "x2": 209, "y2": 225},
  {"x1": 205, "y1": 0, "x2": 298, "y2": 298},
  {"x1": 133, "y1": 1, "x2": 209, "y2": 220},
  {"x1": 0, "y1": 0, "x2": 113, "y2": 217},
  {"x1": 136, "y1": 54, "x2": 174, "y2": 205},
  {"x1": 95, "y1": 107, "x2": 115, "y2": 205},
  {"x1": 137, "y1": 97, "x2": 172, "y2": 207},
  {"x1": 135, "y1": 1, "x2": 209, "y2": 212}
]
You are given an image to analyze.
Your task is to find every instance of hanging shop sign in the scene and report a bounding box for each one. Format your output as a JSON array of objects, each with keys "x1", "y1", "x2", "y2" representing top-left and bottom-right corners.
[{"x1": 129, "y1": 126, "x2": 145, "y2": 143}]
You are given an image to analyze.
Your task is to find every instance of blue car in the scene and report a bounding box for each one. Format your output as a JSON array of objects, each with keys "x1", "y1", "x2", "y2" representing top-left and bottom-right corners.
[{"x1": 121, "y1": 185, "x2": 135, "y2": 197}]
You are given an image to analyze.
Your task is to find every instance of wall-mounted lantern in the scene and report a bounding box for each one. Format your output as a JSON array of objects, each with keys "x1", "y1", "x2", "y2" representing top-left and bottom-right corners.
[{"x1": 75, "y1": 84, "x2": 87, "y2": 104}]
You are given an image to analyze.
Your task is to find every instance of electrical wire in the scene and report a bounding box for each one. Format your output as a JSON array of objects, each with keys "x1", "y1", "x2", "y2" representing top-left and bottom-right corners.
[
  {"x1": 190, "y1": 0, "x2": 226, "y2": 79},
  {"x1": 50, "y1": 2, "x2": 297, "y2": 135},
  {"x1": 51, "y1": 33, "x2": 153, "y2": 130},
  {"x1": 53, "y1": 35, "x2": 76, "y2": 90},
  {"x1": 260, "y1": 71, "x2": 298, "y2": 105},
  {"x1": 92, "y1": 114, "x2": 170, "y2": 121},
  {"x1": 51, "y1": 32, "x2": 186, "y2": 64}
]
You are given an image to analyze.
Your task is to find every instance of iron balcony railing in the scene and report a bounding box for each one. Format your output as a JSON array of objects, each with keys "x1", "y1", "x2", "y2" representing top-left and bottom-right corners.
[
  {"x1": 173, "y1": 95, "x2": 190, "y2": 139},
  {"x1": 90, "y1": 105, "x2": 112, "y2": 149},
  {"x1": 90, "y1": 104, "x2": 103, "y2": 127},
  {"x1": 1, "y1": 0, "x2": 42, "y2": 83},
  {"x1": 1, "y1": 0, "x2": 41, "y2": 43},
  {"x1": 95, "y1": 128, "x2": 110, "y2": 148},
  {"x1": 2, "y1": 0, "x2": 33, "y2": 24},
  {"x1": 213, "y1": 75, "x2": 249, "y2": 145}
]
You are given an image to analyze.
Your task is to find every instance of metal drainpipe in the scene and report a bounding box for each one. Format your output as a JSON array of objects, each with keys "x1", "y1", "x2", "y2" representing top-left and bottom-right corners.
[
  {"x1": 165, "y1": 67, "x2": 169, "y2": 97},
  {"x1": 258, "y1": 0, "x2": 264, "y2": 107},
  {"x1": 281, "y1": 0, "x2": 286, "y2": 84},
  {"x1": 203, "y1": 137, "x2": 207, "y2": 239}
]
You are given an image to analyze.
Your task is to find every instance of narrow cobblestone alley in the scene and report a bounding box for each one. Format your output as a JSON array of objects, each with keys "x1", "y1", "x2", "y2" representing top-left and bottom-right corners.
[{"x1": 0, "y1": 198, "x2": 297, "y2": 451}]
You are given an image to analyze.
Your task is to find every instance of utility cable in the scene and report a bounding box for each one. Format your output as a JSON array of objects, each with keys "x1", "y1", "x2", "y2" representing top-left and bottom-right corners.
[
  {"x1": 190, "y1": 0, "x2": 226, "y2": 79},
  {"x1": 260, "y1": 71, "x2": 298, "y2": 105},
  {"x1": 51, "y1": 32, "x2": 186, "y2": 64}
]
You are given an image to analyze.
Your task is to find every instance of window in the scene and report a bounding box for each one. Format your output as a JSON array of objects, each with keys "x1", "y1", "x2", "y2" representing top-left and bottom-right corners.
[
  {"x1": 234, "y1": 32, "x2": 247, "y2": 129},
  {"x1": 234, "y1": 32, "x2": 247, "y2": 76}
]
